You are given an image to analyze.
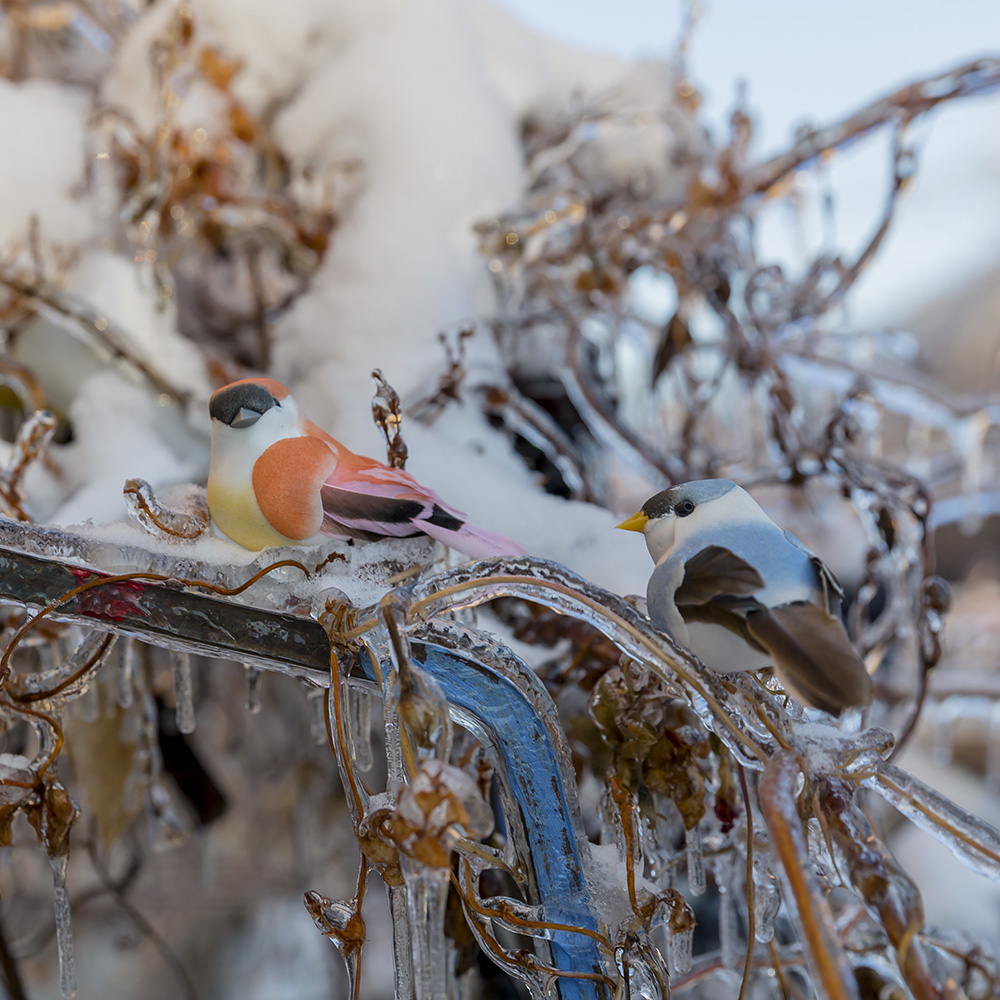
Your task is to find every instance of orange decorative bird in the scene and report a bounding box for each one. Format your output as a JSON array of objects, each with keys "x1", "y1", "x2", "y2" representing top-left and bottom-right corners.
[{"x1": 207, "y1": 378, "x2": 524, "y2": 558}]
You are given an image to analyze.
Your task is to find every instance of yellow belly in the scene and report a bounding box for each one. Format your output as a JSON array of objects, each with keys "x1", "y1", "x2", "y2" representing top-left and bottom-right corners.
[{"x1": 207, "y1": 478, "x2": 304, "y2": 551}]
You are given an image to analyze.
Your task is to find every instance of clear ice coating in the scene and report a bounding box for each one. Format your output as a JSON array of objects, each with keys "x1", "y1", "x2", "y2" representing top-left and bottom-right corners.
[
  {"x1": 4, "y1": 517, "x2": 1000, "y2": 998},
  {"x1": 303, "y1": 888, "x2": 365, "y2": 1000}
]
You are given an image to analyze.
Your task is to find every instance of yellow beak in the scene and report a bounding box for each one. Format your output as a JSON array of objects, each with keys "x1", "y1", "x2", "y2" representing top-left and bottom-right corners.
[{"x1": 616, "y1": 511, "x2": 648, "y2": 532}]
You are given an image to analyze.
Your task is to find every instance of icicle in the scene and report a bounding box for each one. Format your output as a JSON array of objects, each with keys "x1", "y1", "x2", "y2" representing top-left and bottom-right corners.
[
  {"x1": 640, "y1": 810, "x2": 676, "y2": 884},
  {"x1": 718, "y1": 856, "x2": 739, "y2": 968},
  {"x1": 670, "y1": 925, "x2": 694, "y2": 975},
  {"x1": 987, "y1": 702, "x2": 1000, "y2": 792},
  {"x1": 348, "y1": 684, "x2": 374, "y2": 773},
  {"x1": 929, "y1": 696, "x2": 958, "y2": 766},
  {"x1": 753, "y1": 874, "x2": 780, "y2": 944},
  {"x1": 243, "y1": 664, "x2": 262, "y2": 715},
  {"x1": 303, "y1": 889, "x2": 365, "y2": 998},
  {"x1": 306, "y1": 687, "x2": 328, "y2": 745},
  {"x1": 78, "y1": 671, "x2": 100, "y2": 723},
  {"x1": 955, "y1": 410, "x2": 990, "y2": 535},
  {"x1": 401, "y1": 856, "x2": 452, "y2": 1000},
  {"x1": 388, "y1": 885, "x2": 414, "y2": 1000},
  {"x1": 455, "y1": 968, "x2": 476, "y2": 1000},
  {"x1": 117, "y1": 636, "x2": 137, "y2": 709},
  {"x1": 685, "y1": 823, "x2": 706, "y2": 896},
  {"x1": 146, "y1": 780, "x2": 190, "y2": 851},
  {"x1": 50, "y1": 853, "x2": 77, "y2": 998},
  {"x1": 170, "y1": 651, "x2": 196, "y2": 734}
]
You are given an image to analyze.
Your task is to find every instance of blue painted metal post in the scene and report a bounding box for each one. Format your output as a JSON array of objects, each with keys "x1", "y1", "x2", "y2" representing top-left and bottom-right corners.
[{"x1": 408, "y1": 642, "x2": 610, "y2": 1000}]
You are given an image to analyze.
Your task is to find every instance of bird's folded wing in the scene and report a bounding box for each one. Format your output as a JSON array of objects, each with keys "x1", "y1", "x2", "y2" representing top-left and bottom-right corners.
[
  {"x1": 674, "y1": 545, "x2": 765, "y2": 605},
  {"x1": 745, "y1": 602, "x2": 873, "y2": 715},
  {"x1": 320, "y1": 483, "x2": 438, "y2": 538},
  {"x1": 782, "y1": 529, "x2": 845, "y2": 609},
  {"x1": 253, "y1": 436, "x2": 337, "y2": 539}
]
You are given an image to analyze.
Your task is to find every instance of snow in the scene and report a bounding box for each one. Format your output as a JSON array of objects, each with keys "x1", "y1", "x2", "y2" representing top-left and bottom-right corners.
[
  {"x1": 268, "y1": 0, "x2": 525, "y2": 425},
  {"x1": 63, "y1": 251, "x2": 213, "y2": 399},
  {"x1": 18, "y1": 0, "x2": 664, "y2": 591},
  {"x1": 0, "y1": 79, "x2": 92, "y2": 248},
  {"x1": 52, "y1": 370, "x2": 205, "y2": 527}
]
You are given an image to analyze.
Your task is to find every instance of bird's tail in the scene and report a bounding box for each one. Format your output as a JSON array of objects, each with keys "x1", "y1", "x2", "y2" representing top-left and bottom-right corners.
[{"x1": 420, "y1": 519, "x2": 525, "y2": 559}]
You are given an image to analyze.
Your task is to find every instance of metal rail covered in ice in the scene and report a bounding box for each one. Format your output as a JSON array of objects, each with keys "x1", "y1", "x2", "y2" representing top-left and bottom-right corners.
[{"x1": 0, "y1": 529, "x2": 610, "y2": 998}]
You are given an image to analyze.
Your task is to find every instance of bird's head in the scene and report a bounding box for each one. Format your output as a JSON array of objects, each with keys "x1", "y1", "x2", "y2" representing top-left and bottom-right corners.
[
  {"x1": 617, "y1": 479, "x2": 740, "y2": 563},
  {"x1": 209, "y1": 378, "x2": 301, "y2": 454}
]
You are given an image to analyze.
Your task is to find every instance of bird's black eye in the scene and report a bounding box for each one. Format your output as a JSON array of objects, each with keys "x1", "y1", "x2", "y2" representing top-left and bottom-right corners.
[{"x1": 676, "y1": 499, "x2": 695, "y2": 517}]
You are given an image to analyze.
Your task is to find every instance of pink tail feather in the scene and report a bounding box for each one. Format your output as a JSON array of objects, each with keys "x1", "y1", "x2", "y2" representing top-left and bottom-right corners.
[{"x1": 420, "y1": 519, "x2": 525, "y2": 559}]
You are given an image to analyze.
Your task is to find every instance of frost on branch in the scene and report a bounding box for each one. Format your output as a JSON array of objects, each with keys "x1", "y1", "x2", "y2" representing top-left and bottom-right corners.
[{"x1": 0, "y1": 5, "x2": 998, "y2": 1000}]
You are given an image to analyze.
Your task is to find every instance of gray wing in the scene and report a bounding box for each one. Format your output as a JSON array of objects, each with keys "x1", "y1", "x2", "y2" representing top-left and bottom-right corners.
[{"x1": 782, "y1": 529, "x2": 844, "y2": 611}]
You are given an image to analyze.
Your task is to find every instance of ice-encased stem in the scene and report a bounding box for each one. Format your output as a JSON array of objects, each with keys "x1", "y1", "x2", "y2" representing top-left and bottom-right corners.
[
  {"x1": 401, "y1": 856, "x2": 452, "y2": 1000},
  {"x1": 10, "y1": 630, "x2": 113, "y2": 701},
  {"x1": 758, "y1": 753, "x2": 859, "y2": 1000},
  {"x1": 303, "y1": 888, "x2": 365, "y2": 1000},
  {"x1": 869, "y1": 761, "x2": 1000, "y2": 881},
  {"x1": 170, "y1": 651, "x2": 196, "y2": 734},
  {"x1": 406, "y1": 558, "x2": 782, "y2": 769},
  {"x1": 50, "y1": 852, "x2": 76, "y2": 998}
]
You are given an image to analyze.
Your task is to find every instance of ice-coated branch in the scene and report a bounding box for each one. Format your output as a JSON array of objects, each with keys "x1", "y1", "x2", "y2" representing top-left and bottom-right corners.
[
  {"x1": 0, "y1": 409, "x2": 57, "y2": 522},
  {"x1": 817, "y1": 778, "x2": 943, "y2": 1000},
  {"x1": 758, "y1": 753, "x2": 860, "y2": 1000},
  {"x1": 122, "y1": 479, "x2": 209, "y2": 539},
  {"x1": 745, "y1": 57, "x2": 1000, "y2": 197},
  {"x1": 867, "y1": 762, "x2": 1000, "y2": 882},
  {"x1": 407, "y1": 554, "x2": 785, "y2": 766}
]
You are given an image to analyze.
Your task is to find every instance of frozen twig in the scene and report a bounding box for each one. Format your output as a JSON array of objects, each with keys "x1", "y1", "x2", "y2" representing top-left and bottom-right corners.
[{"x1": 745, "y1": 57, "x2": 1000, "y2": 196}]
